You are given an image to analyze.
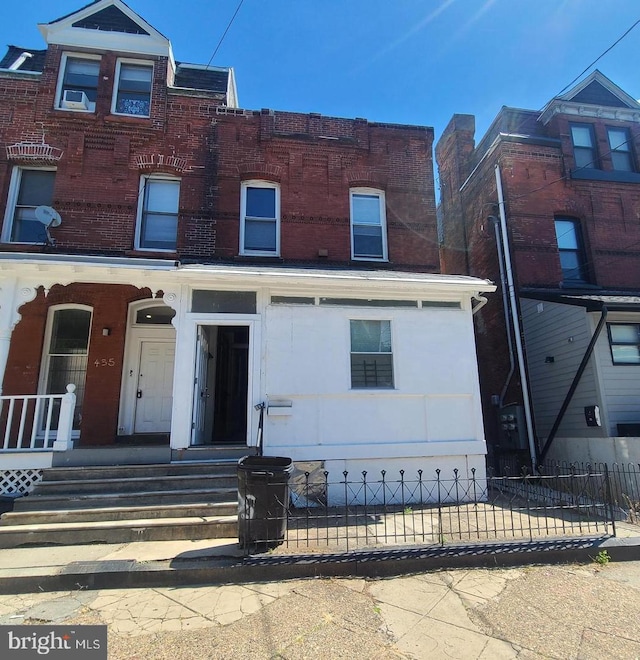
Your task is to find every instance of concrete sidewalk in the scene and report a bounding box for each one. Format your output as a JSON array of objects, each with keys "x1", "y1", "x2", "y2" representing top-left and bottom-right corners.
[
  {"x1": 0, "y1": 524, "x2": 640, "y2": 594},
  {"x1": 1, "y1": 553, "x2": 639, "y2": 658}
]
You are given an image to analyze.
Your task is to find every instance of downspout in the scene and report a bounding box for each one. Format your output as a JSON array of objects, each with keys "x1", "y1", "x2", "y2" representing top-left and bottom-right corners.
[
  {"x1": 491, "y1": 217, "x2": 516, "y2": 407},
  {"x1": 471, "y1": 294, "x2": 488, "y2": 315},
  {"x1": 495, "y1": 164, "x2": 537, "y2": 467},
  {"x1": 539, "y1": 306, "x2": 608, "y2": 463}
]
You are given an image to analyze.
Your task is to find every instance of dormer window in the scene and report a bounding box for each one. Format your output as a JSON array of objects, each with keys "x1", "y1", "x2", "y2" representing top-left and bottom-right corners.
[
  {"x1": 112, "y1": 60, "x2": 153, "y2": 117},
  {"x1": 56, "y1": 54, "x2": 100, "y2": 112}
]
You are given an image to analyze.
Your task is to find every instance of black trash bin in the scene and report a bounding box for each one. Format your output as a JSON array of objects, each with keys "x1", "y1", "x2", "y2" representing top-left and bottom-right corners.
[{"x1": 237, "y1": 455, "x2": 293, "y2": 551}]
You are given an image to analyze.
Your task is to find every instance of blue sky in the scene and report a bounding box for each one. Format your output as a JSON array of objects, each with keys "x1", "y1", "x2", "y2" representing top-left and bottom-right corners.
[{"x1": 3, "y1": 1, "x2": 640, "y2": 152}]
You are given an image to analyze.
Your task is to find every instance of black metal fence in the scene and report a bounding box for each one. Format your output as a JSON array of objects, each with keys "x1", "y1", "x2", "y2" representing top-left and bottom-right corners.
[{"x1": 237, "y1": 462, "x2": 637, "y2": 555}]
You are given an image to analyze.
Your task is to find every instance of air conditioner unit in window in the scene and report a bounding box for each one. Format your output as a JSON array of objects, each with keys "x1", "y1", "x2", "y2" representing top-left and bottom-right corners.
[{"x1": 61, "y1": 89, "x2": 90, "y2": 110}]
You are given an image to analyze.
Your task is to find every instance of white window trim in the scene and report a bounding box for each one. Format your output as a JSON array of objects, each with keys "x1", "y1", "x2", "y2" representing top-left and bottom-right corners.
[
  {"x1": 349, "y1": 187, "x2": 388, "y2": 262},
  {"x1": 111, "y1": 58, "x2": 153, "y2": 118},
  {"x1": 38, "y1": 304, "x2": 93, "y2": 438},
  {"x1": 135, "y1": 174, "x2": 181, "y2": 252},
  {"x1": 1, "y1": 166, "x2": 57, "y2": 244},
  {"x1": 54, "y1": 52, "x2": 101, "y2": 113},
  {"x1": 240, "y1": 180, "x2": 281, "y2": 257},
  {"x1": 349, "y1": 317, "x2": 395, "y2": 390}
]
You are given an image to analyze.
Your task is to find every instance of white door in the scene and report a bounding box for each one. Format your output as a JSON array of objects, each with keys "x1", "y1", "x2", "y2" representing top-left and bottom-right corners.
[
  {"x1": 134, "y1": 341, "x2": 175, "y2": 433},
  {"x1": 191, "y1": 327, "x2": 210, "y2": 445}
]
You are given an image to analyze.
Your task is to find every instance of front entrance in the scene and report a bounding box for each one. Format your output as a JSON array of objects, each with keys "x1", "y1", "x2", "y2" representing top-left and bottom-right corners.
[
  {"x1": 134, "y1": 341, "x2": 175, "y2": 433},
  {"x1": 118, "y1": 301, "x2": 176, "y2": 439},
  {"x1": 191, "y1": 325, "x2": 249, "y2": 446}
]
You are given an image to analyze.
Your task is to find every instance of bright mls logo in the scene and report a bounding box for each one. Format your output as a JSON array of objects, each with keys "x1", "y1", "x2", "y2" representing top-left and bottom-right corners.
[{"x1": 1, "y1": 625, "x2": 107, "y2": 659}]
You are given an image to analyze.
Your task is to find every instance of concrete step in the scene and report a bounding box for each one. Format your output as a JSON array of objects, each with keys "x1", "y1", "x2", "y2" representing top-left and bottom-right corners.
[
  {"x1": 1, "y1": 501, "x2": 238, "y2": 525},
  {"x1": 12, "y1": 487, "x2": 238, "y2": 512},
  {"x1": 42, "y1": 460, "x2": 240, "y2": 482},
  {"x1": 32, "y1": 473, "x2": 238, "y2": 496},
  {"x1": 0, "y1": 515, "x2": 238, "y2": 548}
]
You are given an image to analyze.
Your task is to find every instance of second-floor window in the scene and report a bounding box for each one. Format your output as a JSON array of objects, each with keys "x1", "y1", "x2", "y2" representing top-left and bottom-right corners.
[
  {"x1": 350, "y1": 188, "x2": 388, "y2": 261},
  {"x1": 608, "y1": 323, "x2": 640, "y2": 364},
  {"x1": 607, "y1": 127, "x2": 635, "y2": 172},
  {"x1": 554, "y1": 217, "x2": 588, "y2": 284},
  {"x1": 570, "y1": 124, "x2": 597, "y2": 169},
  {"x1": 56, "y1": 54, "x2": 100, "y2": 112},
  {"x1": 113, "y1": 61, "x2": 153, "y2": 117},
  {"x1": 240, "y1": 181, "x2": 280, "y2": 256},
  {"x1": 136, "y1": 176, "x2": 180, "y2": 251},
  {"x1": 2, "y1": 168, "x2": 56, "y2": 244}
]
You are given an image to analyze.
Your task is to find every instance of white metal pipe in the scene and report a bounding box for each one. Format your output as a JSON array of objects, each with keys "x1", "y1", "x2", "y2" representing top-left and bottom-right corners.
[{"x1": 495, "y1": 164, "x2": 537, "y2": 467}]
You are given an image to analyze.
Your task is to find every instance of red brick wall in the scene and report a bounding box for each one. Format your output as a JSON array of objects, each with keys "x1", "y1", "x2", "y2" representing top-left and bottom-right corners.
[
  {"x1": 0, "y1": 47, "x2": 439, "y2": 270},
  {"x1": 437, "y1": 109, "x2": 640, "y2": 450},
  {"x1": 4, "y1": 284, "x2": 150, "y2": 446}
]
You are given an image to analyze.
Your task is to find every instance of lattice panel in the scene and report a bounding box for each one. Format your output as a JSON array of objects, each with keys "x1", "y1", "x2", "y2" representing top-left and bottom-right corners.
[{"x1": 0, "y1": 469, "x2": 43, "y2": 496}]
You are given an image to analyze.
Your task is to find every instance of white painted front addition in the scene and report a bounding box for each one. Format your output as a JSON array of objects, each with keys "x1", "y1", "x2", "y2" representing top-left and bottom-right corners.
[{"x1": 1, "y1": 257, "x2": 494, "y2": 484}]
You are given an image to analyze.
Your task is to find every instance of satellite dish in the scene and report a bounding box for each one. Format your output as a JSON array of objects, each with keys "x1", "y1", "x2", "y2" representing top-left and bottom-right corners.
[{"x1": 35, "y1": 205, "x2": 62, "y2": 227}]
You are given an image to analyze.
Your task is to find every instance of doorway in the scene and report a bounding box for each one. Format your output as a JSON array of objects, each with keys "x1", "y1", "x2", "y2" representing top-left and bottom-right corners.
[
  {"x1": 134, "y1": 341, "x2": 175, "y2": 434},
  {"x1": 192, "y1": 325, "x2": 249, "y2": 446}
]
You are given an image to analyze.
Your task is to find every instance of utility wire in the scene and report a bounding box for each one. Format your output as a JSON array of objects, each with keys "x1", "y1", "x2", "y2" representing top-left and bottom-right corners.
[
  {"x1": 552, "y1": 17, "x2": 640, "y2": 100},
  {"x1": 205, "y1": 0, "x2": 245, "y2": 69}
]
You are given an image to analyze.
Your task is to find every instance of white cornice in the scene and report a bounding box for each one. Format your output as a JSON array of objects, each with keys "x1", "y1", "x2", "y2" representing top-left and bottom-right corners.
[{"x1": 540, "y1": 100, "x2": 640, "y2": 125}]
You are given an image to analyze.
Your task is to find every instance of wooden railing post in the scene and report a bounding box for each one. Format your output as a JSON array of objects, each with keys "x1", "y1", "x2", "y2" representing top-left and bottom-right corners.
[{"x1": 52, "y1": 384, "x2": 76, "y2": 451}]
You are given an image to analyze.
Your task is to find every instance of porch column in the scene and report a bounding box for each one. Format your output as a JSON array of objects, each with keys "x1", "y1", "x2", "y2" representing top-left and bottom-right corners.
[
  {"x1": 162, "y1": 286, "x2": 191, "y2": 450},
  {"x1": 0, "y1": 278, "x2": 37, "y2": 395}
]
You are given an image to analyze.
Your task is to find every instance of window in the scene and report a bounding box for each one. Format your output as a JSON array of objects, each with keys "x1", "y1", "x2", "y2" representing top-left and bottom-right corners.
[
  {"x1": 554, "y1": 218, "x2": 588, "y2": 284},
  {"x1": 570, "y1": 124, "x2": 597, "y2": 169},
  {"x1": 113, "y1": 61, "x2": 153, "y2": 117},
  {"x1": 2, "y1": 168, "x2": 56, "y2": 243},
  {"x1": 41, "y1": 306, "x2": 92, "y2": 430},
  {"x1": 136, "y1": 177, "x2": 180, "y2": 250},
  {"x1": 350, "y1": 320, "x2": 394, "y2": 388},
  {"x1": 350, "y1": 188, "x2": 387, "y2": 260},
  {"x1": 240, "y1": 181, "x2": 280, "y2": 255},
  {"x1": 56, "y1": 54, "x2": 100, "y2": 112},
  {"x1": 135, "y1": 305, "x2": 176, "y2": 325},
  {"x1": 607, "y1": 127, "x2": 635, "y2": 172},
  {"x1": 608, "y1": 324, "x2": 640, "y2": 364}
]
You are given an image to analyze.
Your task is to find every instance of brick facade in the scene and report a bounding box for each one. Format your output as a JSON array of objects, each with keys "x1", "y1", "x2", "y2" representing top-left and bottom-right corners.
[
  {"x1": 436, "y1": 73, "x2": 640, "y2": 460},
  {"x1": 0, "y1": 3, "x2": 439, "y2": 446}
]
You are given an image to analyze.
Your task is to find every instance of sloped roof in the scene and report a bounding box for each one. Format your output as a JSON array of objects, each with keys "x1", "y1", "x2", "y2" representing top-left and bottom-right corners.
[
  {"x1": 71, "y1": 4, "x2": 150, "y2": 35},
  {"x1": 174, "y1": 64, "x2": 229, "y2": 94},
  {"x1": 558, "y1": 70, "x2": 640, "y2": 109},
  {"x1": 540, "y1": 70, "x2": 640, "y2": 124},
  {"x1": 0, "y1": 46, "x2": 46, "y2": 72}
]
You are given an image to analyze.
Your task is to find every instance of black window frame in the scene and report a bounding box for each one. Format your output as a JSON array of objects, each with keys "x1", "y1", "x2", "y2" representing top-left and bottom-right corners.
[
  {"x1": 570, "y1": 123, "x2": 598, "y2": 170},
  {"x1": 607, "y1": 126, "x2": 636, "y2": 173},
  {"x1": 554, "y1": 217, "x2": 589, "y2": 285}
]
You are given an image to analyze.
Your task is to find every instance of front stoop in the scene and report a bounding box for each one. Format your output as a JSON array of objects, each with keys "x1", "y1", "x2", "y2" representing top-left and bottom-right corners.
[{"x1": 0, "y1": 461, "x2": 241, "y2": 548}]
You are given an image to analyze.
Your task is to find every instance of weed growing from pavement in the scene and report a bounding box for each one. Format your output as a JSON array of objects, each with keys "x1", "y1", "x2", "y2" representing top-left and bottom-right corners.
[{"x1": 593, "y1": 550, "x2": 611, "y2": 566}]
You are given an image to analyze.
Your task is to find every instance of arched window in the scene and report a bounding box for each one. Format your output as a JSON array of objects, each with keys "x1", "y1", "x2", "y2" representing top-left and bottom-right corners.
[{"x1": 41, "y1": 305, "x2": 92, "y2": 430}]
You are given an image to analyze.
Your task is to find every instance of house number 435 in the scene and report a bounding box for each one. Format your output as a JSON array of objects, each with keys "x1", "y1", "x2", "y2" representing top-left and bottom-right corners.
[{"x1": 94, "y1": 358, "x2": 116, "y2": 367}]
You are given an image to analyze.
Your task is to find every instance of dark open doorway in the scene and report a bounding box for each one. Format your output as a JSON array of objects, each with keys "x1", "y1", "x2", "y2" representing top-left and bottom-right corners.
[{"x1": 192, "y1": 325, "x2": 249, "y2": 446}]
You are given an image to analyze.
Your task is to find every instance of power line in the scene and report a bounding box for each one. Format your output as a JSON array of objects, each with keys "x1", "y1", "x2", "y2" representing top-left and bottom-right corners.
[
  {"x1": 553, "y1": 17, "x2": 640, "y2": 100},
  {"x1": 205, "y1": 0, "x2": 245, "y2": 69}
]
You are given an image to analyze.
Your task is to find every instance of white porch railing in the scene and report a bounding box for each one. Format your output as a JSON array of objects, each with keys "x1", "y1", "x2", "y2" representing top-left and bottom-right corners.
[{"x1": 0, "y1": 384, "x2": 76, "y2": 452}]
